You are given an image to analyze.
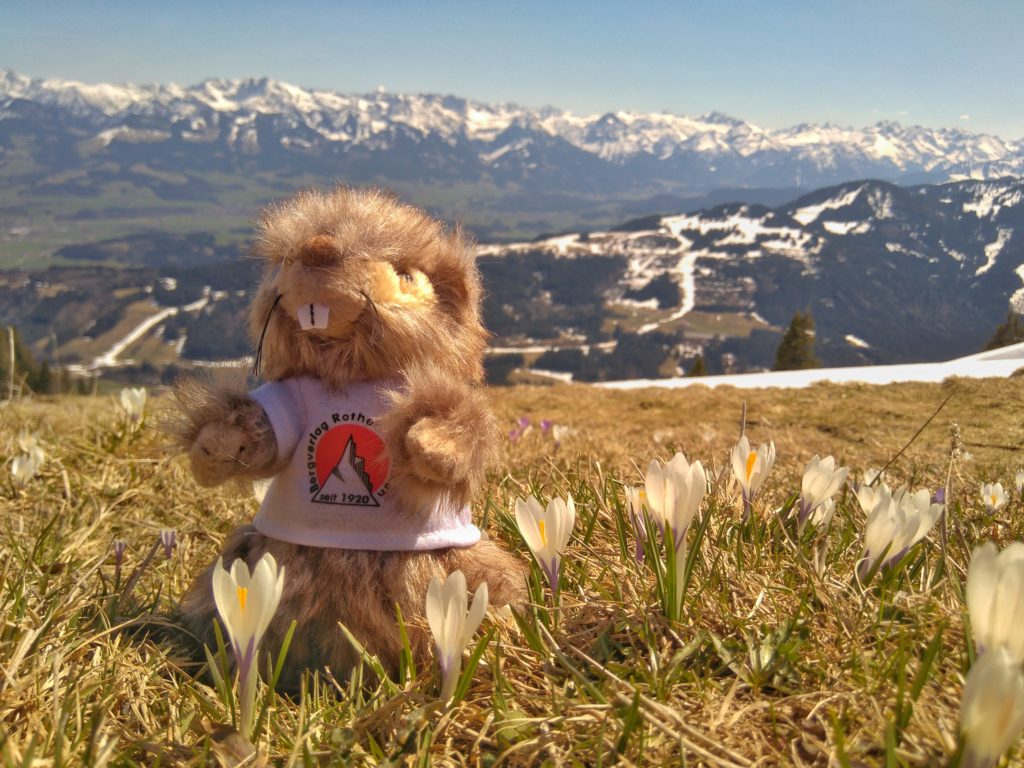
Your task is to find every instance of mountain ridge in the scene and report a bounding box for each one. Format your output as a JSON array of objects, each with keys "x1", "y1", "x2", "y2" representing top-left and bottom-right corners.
[{"x1": 3, "y1": 68, "x2": 1023, "y2": 192}]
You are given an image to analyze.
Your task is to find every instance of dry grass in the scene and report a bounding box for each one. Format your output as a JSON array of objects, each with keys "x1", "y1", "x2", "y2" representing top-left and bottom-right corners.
[{"x1": 1, "y1": 376, "x2": 1023, "y2": 766}]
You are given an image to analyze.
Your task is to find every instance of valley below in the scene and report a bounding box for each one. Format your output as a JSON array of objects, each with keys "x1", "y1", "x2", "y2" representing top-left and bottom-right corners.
[{"x1": 2, "y1": 176, "x2": 1022, "y2": 387}]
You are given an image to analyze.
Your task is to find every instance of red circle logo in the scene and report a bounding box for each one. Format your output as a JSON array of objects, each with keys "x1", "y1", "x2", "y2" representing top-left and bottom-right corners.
[{"x1": 313, "y1": 425, "x2": 390, "y2": 494}]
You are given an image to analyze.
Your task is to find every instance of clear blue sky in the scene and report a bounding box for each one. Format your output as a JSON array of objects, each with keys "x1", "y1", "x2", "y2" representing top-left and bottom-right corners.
[{"x1": 3, "y1": 0, "x2": 1023, "y2": 138}]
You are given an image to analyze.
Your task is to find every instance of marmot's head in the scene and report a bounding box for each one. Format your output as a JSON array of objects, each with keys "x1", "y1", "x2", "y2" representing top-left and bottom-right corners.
[{"x1": 249, "y1": 187, "x2": 487, "y2": 388}]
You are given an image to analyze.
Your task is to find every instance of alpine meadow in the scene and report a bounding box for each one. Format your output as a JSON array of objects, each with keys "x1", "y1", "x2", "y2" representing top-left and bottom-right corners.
[{"x1": 3, "y1": 375, "x2": 1024, "y2": 765}]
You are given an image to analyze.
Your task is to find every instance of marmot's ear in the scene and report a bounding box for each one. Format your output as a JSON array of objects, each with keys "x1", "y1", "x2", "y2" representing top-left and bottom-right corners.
[{"x1": 432, "y1": 229, "x2": 483, "y2": 322}]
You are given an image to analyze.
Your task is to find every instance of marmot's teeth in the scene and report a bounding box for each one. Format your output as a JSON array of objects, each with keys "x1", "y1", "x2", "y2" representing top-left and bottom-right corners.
[{"x1": 297, "y1": 303, "x2": 330, "y2": 330}]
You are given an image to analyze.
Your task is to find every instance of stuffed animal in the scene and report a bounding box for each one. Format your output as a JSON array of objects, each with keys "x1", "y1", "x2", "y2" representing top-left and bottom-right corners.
[{"x1": 172, "y1": 187, "x2": 527, "y2": 686}]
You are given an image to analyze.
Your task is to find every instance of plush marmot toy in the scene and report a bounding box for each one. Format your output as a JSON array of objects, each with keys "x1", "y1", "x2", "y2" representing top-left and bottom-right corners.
[{"x1": 173, "y1": 186, "x2": 527, "y2": 685}]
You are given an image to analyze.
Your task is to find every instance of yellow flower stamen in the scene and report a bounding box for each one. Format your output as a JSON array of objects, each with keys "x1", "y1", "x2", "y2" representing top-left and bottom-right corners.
[
  {"x1": 746, "y1": 451, "x2": 758, "y2": 482},
  {"x1": 992, "y1": 495, "x2": 998, "y2": 507},
  {"x1": 538, "y1": 519, "x2": 547, "y2": 545},
  {"x1": 237, "y1": 585, "x2": 248, "y2": 612}
]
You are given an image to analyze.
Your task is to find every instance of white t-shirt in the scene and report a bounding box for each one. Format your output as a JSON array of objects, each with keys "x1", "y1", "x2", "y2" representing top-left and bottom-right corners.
[{"x1": 250, "y1": 376, "x2": 480, "y2": 551}]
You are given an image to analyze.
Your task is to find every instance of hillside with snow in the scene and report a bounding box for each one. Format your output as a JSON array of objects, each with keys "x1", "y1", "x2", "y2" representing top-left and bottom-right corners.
[
  {"x1": 478, "y1": 177, "x2": 1024, "y2": 373},
  {"x1": 3, "y1": 176, "x2": 1018, "y2": 385}
]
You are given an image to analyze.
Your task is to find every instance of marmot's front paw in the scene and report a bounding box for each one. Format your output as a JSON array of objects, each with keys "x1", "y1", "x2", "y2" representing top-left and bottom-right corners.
[
  {"x1": 189, "y1": 422, "x2": 256, "y2": 487},
  {"x1": 405, "y1": 417, "x2": 466, "y2": 485}
]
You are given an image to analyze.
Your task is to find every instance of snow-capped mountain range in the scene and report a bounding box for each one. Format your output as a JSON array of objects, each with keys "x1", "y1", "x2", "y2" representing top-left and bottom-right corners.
[{"x1": 3, "y1": 68, "x2": 1023, "y2": 204}]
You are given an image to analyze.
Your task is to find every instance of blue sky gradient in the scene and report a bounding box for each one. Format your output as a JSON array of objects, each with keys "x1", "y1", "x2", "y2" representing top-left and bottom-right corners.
[{"x1": 3, "y1": 0, "x2": 1022, "y2": 138}]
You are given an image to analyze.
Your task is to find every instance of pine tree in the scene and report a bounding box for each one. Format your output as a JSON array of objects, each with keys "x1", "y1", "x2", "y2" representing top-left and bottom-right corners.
[
  {"x1": 686, "y1": 354, "x2": 707, "y2": 377},
  {"x1": 774, "y1": 311, "x2": 820, "y2": 371},
  {"x1": 59, "y1": 367, "x2": 73, "y2": 394},
  {"x1": 33, "y1": 360, "x2": 52, "y2": 394},
  {"x1": 984, "y1": 311, "x2": 1024, "y2": 351}
]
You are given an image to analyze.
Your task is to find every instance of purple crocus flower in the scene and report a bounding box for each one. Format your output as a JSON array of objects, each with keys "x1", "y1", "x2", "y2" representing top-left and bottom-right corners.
[
  {"x1": 624, "y1": 486, "x2": 648, "y2": 563},
  {"x1": 112, "y1": 539, "x2": 127, "y2": 583},
  {"x1": 160, "y1": 529, "x2": 177, "y2": 560}
]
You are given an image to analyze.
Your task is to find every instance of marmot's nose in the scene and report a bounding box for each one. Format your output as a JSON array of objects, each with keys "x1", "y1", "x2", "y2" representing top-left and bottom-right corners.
[{"x1": 298, "y1": 235, "x2": 338, "y2": 267}]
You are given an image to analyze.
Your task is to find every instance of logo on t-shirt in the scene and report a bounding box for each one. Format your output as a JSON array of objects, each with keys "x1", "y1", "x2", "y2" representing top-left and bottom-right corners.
[{"x1": 306, "y1": 412, "x2": 390, "y2": 507}]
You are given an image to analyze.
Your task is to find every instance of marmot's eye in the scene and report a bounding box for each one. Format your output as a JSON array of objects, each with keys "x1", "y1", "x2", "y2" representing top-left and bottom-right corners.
[{"x1": 398, "y1": 271, "x2": 414, "y2": 283}]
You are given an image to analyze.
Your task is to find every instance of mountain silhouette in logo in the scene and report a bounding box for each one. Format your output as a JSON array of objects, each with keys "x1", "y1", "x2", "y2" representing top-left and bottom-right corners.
[{"x1": 312, "y1": 436, "x2": 380, "y2": 507}]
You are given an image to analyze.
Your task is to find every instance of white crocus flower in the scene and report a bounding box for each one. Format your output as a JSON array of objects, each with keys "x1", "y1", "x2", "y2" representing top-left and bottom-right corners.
[
  {"x1": 967, "y1": 541, "x2": 1024, "y2": 662},
  {"x1": 1016, "y1": 469, "x2": 1024, "y2": 495},
  {"x1": 960, "y1": 647, "x2": 1024, "y2": 768},
  {"x1": 17, "y1": 431, "x2": 45, "y2": 466},
  {"x1": 515, "y1": 495, "x2": 575, "y2": 591},
  {"x1": 120, "y1": 387, "x2": 147, "y2": 424},
  {"x1": 982, "y1": 482, "x2": 1008, "y2": 515},
  {"x1": 10, "y1": 452, "x2": 41, "y2": 488},
  {"x1": 807, "y1": 498, "x2": 835, "y2": 529},
  {"x1": 798, "y1": 455, "x2": 849, "y2": 530},
  {"x1": 644, "y1": 453, "x2": 707, "y2": 617},
  {"x1": 425, "y1": 569, "x2": 489, "y2": 703},
  {"x1": 730, "y1": 436, "x2": 775, "y2": 519},
  {"x1": 211, "y1": 553, "x2": 285, "y2": 736},
  {"x1": 854, "y1": 468, "x2": 884, "y2": 516},
  {"x1": 552, "y1": 424, "x2": 572, "y2": 444},
  {"x1": 644, "y1": 452, "x2": 706, "y2": 552},
  {"x1": 17, "y1": 430, "x2": 39, "y2": 453},
  {"x1": 623, "y1": 485, "x2": 648, "y2": 563},
  {"x1": 858, "y1": 485, "x2": 942, "y2": 582}
]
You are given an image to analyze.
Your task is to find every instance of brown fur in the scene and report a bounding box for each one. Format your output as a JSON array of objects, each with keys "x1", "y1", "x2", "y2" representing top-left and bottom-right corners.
[
  {"x1": 174, "y1": 185, "x2": 527, "y2": 682},
  {"x1": 248, "y1": 187, "x2": 488, "y2": 390},
  {"x1": 167, "y1": 373, "x2": 281, "y2": 486},
  {"x1": 377, "y1": 364, "x2": 500, "y2": 513}
]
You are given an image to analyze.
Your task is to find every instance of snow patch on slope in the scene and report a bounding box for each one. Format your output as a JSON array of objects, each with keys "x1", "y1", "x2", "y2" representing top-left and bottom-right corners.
[
  {"x1": 963, "y1": 184, "x2": 1024, "y2": 218},
  {"x1": 792, "y1": 187, "x2": 863, "y2": 225},
  {"x1": 867, "y1": 188, "x2": 895, "y2": 219},
  {"x1": 976, "y1": 228, "x2": 1012, "y2": 276},
  {"x1": 823, "y1": 220, "x2": 870, "y2": 235},
  {"x1": 1011, "y1": 266, "x2": 1024, "y2": 313},
  {"x1": 95, "y1": 127, "x2": 171, "y2": 145}
]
